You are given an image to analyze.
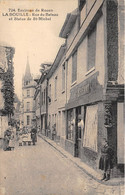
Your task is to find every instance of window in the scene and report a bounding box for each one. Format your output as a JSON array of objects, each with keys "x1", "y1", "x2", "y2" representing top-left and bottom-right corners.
[
  {"x1": 41, "y1": 92, "x2": 43, "y2": 105},
  {"x1": 26, "y1": 102, "x2": 30, "y2": 111},
  {"x1": 87, "y1": 25, "x2": 96, "y2": 71},
  {"x1": 27, "y1": 89, "x2": 30, "y2": 97},
  {"x1": 44, "y1": 89, "x2": 46, "y2": 104},
  {"x1": 83, "y1": 105, "x2": 98, "y2": 152},
  {"x1": 48, "y1": 84, "x2": 51, "y2": 103},
  {"x1": 25, "y1": 81, "x2": 30, "y2": 85},
  {"x1": 27, "y1": 115, "x2": 30, "y2": 125},
  {"x1": 26, "y1": 81, "x2": 28, "y2": 85},
  {"x1": 62, "y1": 63, "x2": 65, "y2": 91},
  {"x1": 67, "y1": 109, "x2": 74, "y2": 140},
  {"x1": 48, "y1": 115, "x2": 51, "y2": 129},
  {"x1": 55, "y1": 76, "x2": 57, "y2": 100},
  {"x1": 76, "y1": 107, "x2": 82, "y2": 139},
  {"x1": 37, "y1": 96, "x2": 40, "y2": 108},
  {"x1": 72, "y1": 51, "x2": 77, "y2": 83}
]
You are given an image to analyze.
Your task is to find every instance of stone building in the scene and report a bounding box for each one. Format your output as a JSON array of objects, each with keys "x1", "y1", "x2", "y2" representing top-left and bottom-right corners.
[
  {"x1": 34, "y1": 79, "x2": 41, "y2": 131},
  {"x1": 34, "y1": 63, "x2": 51, "y2": 135},
  {"x1": 0, "y1": 43, "x2": 15, "y2": 146},
  {"x1": 58, "y1": 0, "x2": 124, "y2": 176},
  {"x1": 34, "y1": 0, "x2": 124, "y2": 177},
  {"x1": 22, "y1": 58, "x2": 36, "y2": 129},
  {"x1": 47, "y1": 44, "x2": 66, "y2": 142}
]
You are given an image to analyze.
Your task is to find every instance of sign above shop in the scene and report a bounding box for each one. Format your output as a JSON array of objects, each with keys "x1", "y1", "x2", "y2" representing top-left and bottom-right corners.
[{"x1": 70, "y1": 71, "x2": 101, "y2": 100}]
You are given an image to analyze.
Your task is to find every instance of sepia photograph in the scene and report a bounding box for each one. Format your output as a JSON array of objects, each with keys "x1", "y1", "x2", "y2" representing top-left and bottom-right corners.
[{"x1": 0, "y1": 0, "x2": 124, "y2": 194}]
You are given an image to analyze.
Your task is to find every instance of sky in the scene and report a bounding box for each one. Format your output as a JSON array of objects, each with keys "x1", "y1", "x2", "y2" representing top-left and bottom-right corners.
[{"x1": 0, "y1": 0, "x2": 78, "y2": 100}]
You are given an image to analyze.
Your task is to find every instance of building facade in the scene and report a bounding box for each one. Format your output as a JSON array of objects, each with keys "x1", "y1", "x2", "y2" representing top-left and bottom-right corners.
[
  {"x1": 34, "y1": 0, "x2": 124, "y2": 177},
  {"x1": 22, "y1": 58, "x2": 36, "y2": 129},
  {"x1": 34, "y1": 79, "x2": 41, "y2": 131},
  {"x1": 34, "y1": 63, "x2": 51, "y2": 135},
  {"x1": 59, "y1": 0, "x2": 124, "y2": 175},
  {"x1": 34, "y1": 75, "x2": 48, "y2": 135},
  {"x1": 47, "y1": 44, "x2": 66, "y2": 143},
  {"x1": 0, "y1": 43, "x2": 15, "y2": 146}
]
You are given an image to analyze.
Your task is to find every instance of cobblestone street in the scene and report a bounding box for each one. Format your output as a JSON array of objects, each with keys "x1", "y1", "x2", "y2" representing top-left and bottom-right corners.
[{"x1": 0, "y1": 137, "x2": 124, "y2": 195}]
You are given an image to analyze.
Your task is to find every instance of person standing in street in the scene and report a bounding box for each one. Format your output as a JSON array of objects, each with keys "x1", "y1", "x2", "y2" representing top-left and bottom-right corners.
[
  {"x1": 99, "y1": 138, "x2": 114, "y2": 181},
  {"x1": 31, "y1": 126, "x2": 37, "y2": 145},
  {"x1": 3, "y1": 128, "x2": 11, "y2": 151}
]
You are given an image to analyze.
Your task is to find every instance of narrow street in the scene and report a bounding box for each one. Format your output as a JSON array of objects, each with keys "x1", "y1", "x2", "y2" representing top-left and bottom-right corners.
[{"x1": 0, "y1": 137, "x2": 124, "y2": 195}]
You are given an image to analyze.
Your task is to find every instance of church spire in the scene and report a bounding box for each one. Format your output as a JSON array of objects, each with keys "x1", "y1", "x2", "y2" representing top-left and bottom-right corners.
[{"x1": 24, "y1": 56, "x2": 32, "y2": 81}]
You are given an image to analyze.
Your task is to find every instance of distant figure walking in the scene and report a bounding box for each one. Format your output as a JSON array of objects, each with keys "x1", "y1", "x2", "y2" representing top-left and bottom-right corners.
[
  {"x1": 31, "y1": 126, "x2": 37, "y2": 145},
  {"x1": 99, "y1": 138, "x2": 114, "y2": 181},
  {"x1": 3, "y1": 129, "x2": 11, "y2": 151},
  {"x1": 9, "y1": 130, "x2": 15, "y2": 150}
]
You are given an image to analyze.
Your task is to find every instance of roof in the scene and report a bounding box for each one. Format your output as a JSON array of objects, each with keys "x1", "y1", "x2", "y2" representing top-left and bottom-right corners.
[
  {"x1": 59, "y1": 9, "x2": 78, "y2": 38},
  {"x1": 47, "y1": 44, "x2": 66, "y2": 79}
]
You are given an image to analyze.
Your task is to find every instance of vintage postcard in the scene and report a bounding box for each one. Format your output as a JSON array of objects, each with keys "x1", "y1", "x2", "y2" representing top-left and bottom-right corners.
[{"x1": 0, "y1": 0, "x2": 124, "y2": 195}]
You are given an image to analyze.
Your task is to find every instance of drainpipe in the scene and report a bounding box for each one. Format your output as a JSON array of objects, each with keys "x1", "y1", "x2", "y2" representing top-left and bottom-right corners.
[
  {"x1": 40, "y1": 84, "x2": 42, "y2": 133},
  {"x1": 65, "y1": 60, "x2": 68, "y2": 104},
  {"x1": 46, "y1": 78, "x2": 48, "y2": 136},
  {"x1": 65, "y1": 60, "x2": 68, "y2": 139}
]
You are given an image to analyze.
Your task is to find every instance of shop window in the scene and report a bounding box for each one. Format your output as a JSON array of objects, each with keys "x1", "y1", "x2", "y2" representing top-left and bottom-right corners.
[
  {"x1": 72, "y1": 51, "x2": 77, "y2": 84},
  {"x1": 76, "y1": 107, "x2": 82, "y2": 139},
  {"x1": 62, "y1": 63, "x2": 65, "y2": 91},
  {"x1": 87, "y1": 25, "x2": 96, "y2": 71},
  {"x1": 67, "y1": 109, "x2": 74, "y2": 141},
  {"x1": 83, "y1": 104, "x2": 98, "y2": 152},
  {"x1": 27, "y1": 115, "x2": 30, "y2": 125}
]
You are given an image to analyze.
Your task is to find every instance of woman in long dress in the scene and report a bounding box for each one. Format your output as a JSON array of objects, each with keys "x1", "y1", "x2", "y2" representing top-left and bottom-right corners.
[
  {"x1": 3, "y1": 129, "x2": 11, "y2": 151},
  {"x1": 99, "y1": 139, "x2": 114, "y2": 181},
  {"x1": 9, "y1": 130, "x2": 15, "y2": 150}
]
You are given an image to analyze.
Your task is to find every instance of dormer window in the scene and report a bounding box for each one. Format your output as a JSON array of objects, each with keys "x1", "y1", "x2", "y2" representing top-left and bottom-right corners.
[
  {"x1": 79, "y1": 0, "x2": 86, "y2": 11},
  {"x1": 79, "y1": 0, "x2": 86, "y2": 26}
]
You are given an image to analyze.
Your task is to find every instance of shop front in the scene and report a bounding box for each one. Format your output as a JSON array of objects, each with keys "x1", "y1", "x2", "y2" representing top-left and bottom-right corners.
[
  {"x1": 65, "y1": 77, "x2": 124, "y2": 175},
  {"x1": 65, "y1": 72, "x2": 104, "y2": 168}
]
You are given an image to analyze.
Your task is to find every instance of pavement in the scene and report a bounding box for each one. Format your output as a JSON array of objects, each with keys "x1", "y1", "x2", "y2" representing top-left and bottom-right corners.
[
  {"x1": 0, "y1": 135, "x2": 124, "y2": 195},
  {"x1": 38, "y1": 134, "x2": 125, "y2": 188}
]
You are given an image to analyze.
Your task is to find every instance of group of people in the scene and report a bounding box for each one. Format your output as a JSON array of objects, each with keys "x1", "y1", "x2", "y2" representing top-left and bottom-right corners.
[
  {"x1": 3, "y1": 124, "x2": 37, "y2": 150},
  {"x1": 19, "y1": 126, "x2": 37, "y2": 145}
]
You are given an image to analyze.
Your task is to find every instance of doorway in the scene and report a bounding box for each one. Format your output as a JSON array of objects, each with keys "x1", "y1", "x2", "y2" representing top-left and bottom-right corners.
[{"x1": 75, "y1": 107, "x2": 81, "y2": 157}]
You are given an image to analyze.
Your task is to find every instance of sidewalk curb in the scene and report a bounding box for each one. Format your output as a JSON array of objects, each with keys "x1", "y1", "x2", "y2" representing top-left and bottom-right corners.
[{"x1": 39, "y1": 134, "x2": 125, "y2": 187}]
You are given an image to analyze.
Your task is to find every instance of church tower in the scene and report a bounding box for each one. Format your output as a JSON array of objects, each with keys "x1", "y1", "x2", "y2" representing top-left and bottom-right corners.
[{"x1": 22, "y1": 57, "x2": 36, "y2": 129}]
